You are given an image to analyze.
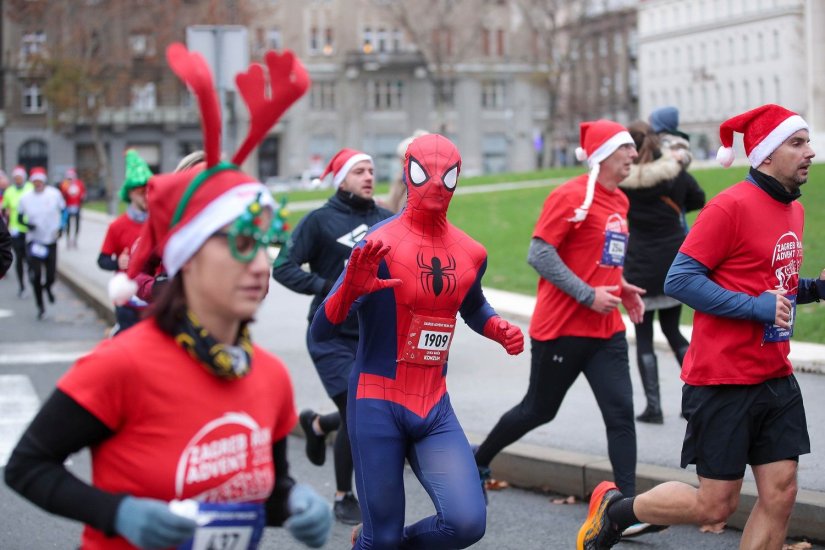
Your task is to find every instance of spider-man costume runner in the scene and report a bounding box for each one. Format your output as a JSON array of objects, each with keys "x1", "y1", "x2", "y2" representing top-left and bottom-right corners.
[{"x1": 311, "y1": 134, "x2": 524, "y2": 549}]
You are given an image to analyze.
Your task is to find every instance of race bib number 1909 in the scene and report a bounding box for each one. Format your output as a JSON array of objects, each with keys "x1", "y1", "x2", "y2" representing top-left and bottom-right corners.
[{"x1": 398, "y1": 314, "x2": 457, "y2": 366}]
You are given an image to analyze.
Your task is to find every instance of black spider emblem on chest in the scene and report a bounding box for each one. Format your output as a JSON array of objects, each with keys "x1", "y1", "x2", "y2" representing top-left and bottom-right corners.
[{"x1": 417, "y1": 252, "x2": 457, "y2": 296}]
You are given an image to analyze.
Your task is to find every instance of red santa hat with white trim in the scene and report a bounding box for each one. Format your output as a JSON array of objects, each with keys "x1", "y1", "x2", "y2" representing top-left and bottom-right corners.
[
  {"x1": 571, "y1": 119, "x2": 634, "y2": 222},
  {"x1": 12, "y1": 166, "x2": 27, "y2": 180},
  {"x1": 107, "y1": 43, "x2": 310, "y2": 305},
  {"x1": 29, "y1": 167, "x2": 47, "y2": 182},
  {"x1": 716, "y1": 104, "x2": 808, "y2": 168},
  {"x1": 320, "y1": 148, "x2": 373, "y2": 188}
]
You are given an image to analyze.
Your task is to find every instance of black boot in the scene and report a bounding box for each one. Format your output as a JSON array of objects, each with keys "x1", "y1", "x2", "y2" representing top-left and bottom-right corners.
[{"x1": 636, "y1": 353, "x2": 663, "y2": 424}]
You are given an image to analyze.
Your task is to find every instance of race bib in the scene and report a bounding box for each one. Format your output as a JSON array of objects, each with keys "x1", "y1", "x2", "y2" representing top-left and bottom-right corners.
[
  {"x1": 763, "y1": 294, "x2": 797, "y2": 343},
  {"x1": 174, "y1": 501, "x2": 265, "y2": 550},
  {"x1": 398, "y1": 314, "x2": 456, "y2": 366},
  {"x1": 600, "y1": 230, "x2": 627, "y2": 267},
  {"x1": 29, "y1": 242, "x2": 49, "y2": 259}
]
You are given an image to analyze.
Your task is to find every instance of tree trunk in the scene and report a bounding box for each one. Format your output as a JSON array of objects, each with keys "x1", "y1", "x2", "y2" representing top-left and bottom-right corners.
[{"x1": 90, "y1": 120, "x2": 114, "y2": 215}]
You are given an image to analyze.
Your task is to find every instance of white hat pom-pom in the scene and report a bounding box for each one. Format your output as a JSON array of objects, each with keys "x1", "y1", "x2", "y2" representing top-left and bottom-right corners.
[
  {"x1": 108, "y1": 272, "x2": 138, "y2": 306},
  {"x1": 575, "y1": 147, "x2": 588, "y2": 162},
  {"x1": 716, "y1": 146, "x2": 735, "y2": 167}
]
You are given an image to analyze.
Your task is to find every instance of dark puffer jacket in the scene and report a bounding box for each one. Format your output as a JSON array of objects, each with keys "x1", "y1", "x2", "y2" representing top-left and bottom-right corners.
[{"x1": 619, "y1": 150, "x2": 705, "y2": 296}]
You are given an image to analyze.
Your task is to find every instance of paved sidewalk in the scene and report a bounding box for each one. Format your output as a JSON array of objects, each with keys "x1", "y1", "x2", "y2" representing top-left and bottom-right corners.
[{"x1": 56, "y1": 208, "x2": 825, "y2": 542}]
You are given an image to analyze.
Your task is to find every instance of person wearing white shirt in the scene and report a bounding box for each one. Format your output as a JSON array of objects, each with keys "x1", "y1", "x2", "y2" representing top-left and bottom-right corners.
[{"x1": 17, "y1": 167, "x2": 65, "y2": 319}]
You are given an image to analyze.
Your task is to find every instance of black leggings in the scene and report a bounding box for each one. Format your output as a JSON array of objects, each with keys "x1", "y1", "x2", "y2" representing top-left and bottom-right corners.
[
  {"x1": 11, "y1": 234, "x2": 27, "y2": 291},
  {"x1": 26, "y1": 243, "x2": 57, "y2": 312},
  {"x1": 634, "y1": 305, "x2": 689, "y2": 360},
  {"x1": 318, "y1": 392, "x2": 354, "y2": 493},
  {"x1": 475, "y1": 333, "x2": 637, "y2": 496},
  {"x1": 65, "y1": 210, "x2": 81, "y2": 240}
]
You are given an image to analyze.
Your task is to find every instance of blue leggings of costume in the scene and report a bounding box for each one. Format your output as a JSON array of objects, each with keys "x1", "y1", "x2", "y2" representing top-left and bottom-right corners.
[{"x1": 349, "y1": 392, "x2": 486, "y2": 549}]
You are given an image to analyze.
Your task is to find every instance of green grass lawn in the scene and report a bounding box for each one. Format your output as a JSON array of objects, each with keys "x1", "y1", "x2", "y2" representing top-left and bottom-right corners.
[{"x1": 86, "y1": 164, "x2": 825, "y2": 341}]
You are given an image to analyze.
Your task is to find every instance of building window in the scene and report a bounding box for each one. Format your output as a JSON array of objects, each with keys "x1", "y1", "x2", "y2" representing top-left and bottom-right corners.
[
  {"x1": 268, "y1": 29, "x2": 283, "y2": 50},
  {"x1": 323, "y1": 28, "x2": 334, "y2": 55},
  {"x1": 433, "y1": 28, "x2": 453, "y2": 57},
  {"x1": 377, "y1": 28, "x2": 389, "y2": 53},
  {"x1": 22, "y1": 83, "x2": 45, "y2": 114},
  {"x1": 129, "y1": 33, "x2": 156, "y2": 58},
  {"x1": 482, "y1": 133, "x2": 509, "y2": 173},
  {"x1": 481, "y1": 80, "x2": 506, "y2": 109},
  {"x1": 482, "y1": 28, "x2": 505, "y2": 57},
  {"x1": 393, "y1": 29, "x2": 403, "y2": 52},
  {"x1": 362, "y1": 27, "x2": 373, "y2": 53},
  {"x1": 131, "y1": 82, "x2": 156, "y2": 112},
  {"x1": 366, "y1": 80, "x2": 403, "y2": 110},
  {"x1": 433, "y1": 79, "x2": 455, "y2": 108},
  {"x1": 20, "y1": 31, "x2": 46, "y2": 64},
  {"x1": 309, "y1": 27, "x2": 320, "y2": 54},
  {"x1": 310, "y1": 81, "x2": 336, "y2": 110}
]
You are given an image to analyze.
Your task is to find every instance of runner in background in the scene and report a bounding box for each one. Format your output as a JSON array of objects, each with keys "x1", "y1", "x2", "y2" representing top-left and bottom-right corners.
[
  {"x1": 59, "y1": 168, "x2": 87, "y2": 249},
  {"x1": 98, "y1": 150, "x2": 153, "y2": 335}
]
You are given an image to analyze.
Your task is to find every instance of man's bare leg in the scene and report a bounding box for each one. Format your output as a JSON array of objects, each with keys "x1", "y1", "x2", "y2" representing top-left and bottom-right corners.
[
  {"x1": 740, "y1": 460, "x2": 798, "y2": 550},
  {"x1": 633, "y1": 477, "x2": 742, "y2": 526}
]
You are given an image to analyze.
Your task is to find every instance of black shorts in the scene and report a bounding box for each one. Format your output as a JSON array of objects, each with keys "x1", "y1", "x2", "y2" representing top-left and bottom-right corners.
[{"x1": 680, "y1": 375, "x2": 810, "y2": 480}]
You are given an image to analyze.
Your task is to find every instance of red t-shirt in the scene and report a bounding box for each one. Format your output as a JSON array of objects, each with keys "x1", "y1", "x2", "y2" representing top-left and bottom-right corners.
[
  {"x1": 60, "y1": 179, "x2": 87, "y2": 208},
  {"x1": 57, "y1": 320, "x2": 297, "y2": 550},
  {"x1": 100, "y1": 213, "x2": 144, "y2": 261},
  {"x1": 530, "y1": 174, "x2": 629, "y2": 340},
  {"x1": 679, "y1": 181, "x2": 804, "y2": 385}
]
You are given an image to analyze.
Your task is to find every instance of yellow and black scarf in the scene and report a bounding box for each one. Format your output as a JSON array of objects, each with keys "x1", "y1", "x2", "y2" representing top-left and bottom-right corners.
[{"x1": 175, "y1": 310, "x2": 253, "y2": 379}]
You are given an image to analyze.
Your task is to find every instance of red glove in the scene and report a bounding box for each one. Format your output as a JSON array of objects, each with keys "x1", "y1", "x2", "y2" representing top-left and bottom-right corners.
[
  {"x1": 323, "y1": 239, "x2": 401, "y2": 324},
  {"x1": 483, "y1": 316, "x2": 524, "y2": 355}
]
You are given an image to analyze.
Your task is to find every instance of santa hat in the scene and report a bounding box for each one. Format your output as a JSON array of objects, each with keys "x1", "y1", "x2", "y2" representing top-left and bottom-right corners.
[
  {"x1": 320, "y1": 148, "x2": 372, "y2": 187},
  {"x1": 29, "y1": 167, "x2": 47, "y2": 182},
  {"x1": 66, "y1": 168, "x2": 77, "y2": 179},
  {"x1": 119, "y1": 149, "x2": 154, "y2": 203},
  {"x1": 107, "y1": 43, "x2": 309, "y2": 306},
  {"x1": 12, "y1": 166, "x2": 27, "y2": 180},
  {"x1": 571, "y1": 120, "x2": 634, "y2": 222},
  {"x1": 716, "y1": 104, "x2": 808, "y2": 168}
]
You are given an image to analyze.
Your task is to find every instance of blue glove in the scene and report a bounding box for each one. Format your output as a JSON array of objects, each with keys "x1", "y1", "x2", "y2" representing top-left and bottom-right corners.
[
  {"x1": 114, "y1": 496, "x2": 198, "y2": 549},
  {"x1": 284, "y1": 484, "x2": 333, "y2": 548}
]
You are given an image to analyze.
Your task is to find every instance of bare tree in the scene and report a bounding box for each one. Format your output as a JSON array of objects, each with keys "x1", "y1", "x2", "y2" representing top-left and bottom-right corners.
[
  {"x1": 374, "y1": 0, "x2": 486, "y2": 134},
  {"x1": 515, "y1": 0, "x2": 592, "y2": 167},
  {"x1": 6, "y1": 0, "x2": 254, "y2": 213}
]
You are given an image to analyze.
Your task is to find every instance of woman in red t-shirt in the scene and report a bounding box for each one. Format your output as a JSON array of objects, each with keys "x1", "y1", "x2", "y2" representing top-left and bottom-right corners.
[{"x1": 4, "y1": 44, "x2": 332, "y2": 550}]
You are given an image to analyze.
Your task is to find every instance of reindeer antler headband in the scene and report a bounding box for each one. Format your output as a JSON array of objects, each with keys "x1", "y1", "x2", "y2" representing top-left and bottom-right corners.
[{"x1": 166, "y1": 43, "x2": 310, "y2": 227}]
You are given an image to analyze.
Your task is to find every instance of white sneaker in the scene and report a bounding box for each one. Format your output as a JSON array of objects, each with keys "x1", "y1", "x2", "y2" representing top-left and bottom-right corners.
[{"x1": 622, "y1": 522, "x2": 668, "y2": 538}]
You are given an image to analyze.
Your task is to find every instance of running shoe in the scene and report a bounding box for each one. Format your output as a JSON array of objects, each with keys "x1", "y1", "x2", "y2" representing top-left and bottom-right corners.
[
  {"x1": 334, "y1": 492, "x2": 362, "y2": 525},
  {"x1": 622, "y1": 522, "x2": 668, "y2": 538},
  {"x1": 576, "y1": 481, "x2": 623, "y2": 550},
  {"x1": 299, "y1": 409, "x2": 327, "y2": 466}
]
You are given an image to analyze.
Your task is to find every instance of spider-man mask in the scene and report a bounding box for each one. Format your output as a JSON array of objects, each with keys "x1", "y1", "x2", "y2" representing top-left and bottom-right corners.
[{"x1": 405, "y1": 134, "x2": 461, "y2": 213}]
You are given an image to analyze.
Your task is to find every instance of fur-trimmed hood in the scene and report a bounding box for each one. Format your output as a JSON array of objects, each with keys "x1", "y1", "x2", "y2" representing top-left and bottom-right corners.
[{"x1": 619, "y1": 150, "x2": 682, "y2": 190}]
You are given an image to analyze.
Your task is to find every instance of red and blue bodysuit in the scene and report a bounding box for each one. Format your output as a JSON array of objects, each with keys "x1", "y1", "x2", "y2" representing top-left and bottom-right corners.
[{"x1": 311, "y1": 134, "x2": 523, "y2": 549}]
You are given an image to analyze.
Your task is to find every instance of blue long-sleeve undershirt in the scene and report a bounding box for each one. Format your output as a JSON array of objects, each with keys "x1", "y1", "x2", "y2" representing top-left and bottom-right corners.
[{"x1": 664, "y1": 252, "x2": 776, "y2": 323}]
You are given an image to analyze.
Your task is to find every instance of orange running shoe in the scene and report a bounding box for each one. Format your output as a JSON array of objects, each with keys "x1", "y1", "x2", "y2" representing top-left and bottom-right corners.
[{"x1": 576, "y1": 481, "x2": 623, "y2": 549}]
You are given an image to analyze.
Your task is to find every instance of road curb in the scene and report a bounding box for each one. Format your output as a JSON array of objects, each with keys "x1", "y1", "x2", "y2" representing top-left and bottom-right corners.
[{"x1": 464, "y1": 432, "x2": 825, "y2": 543}]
